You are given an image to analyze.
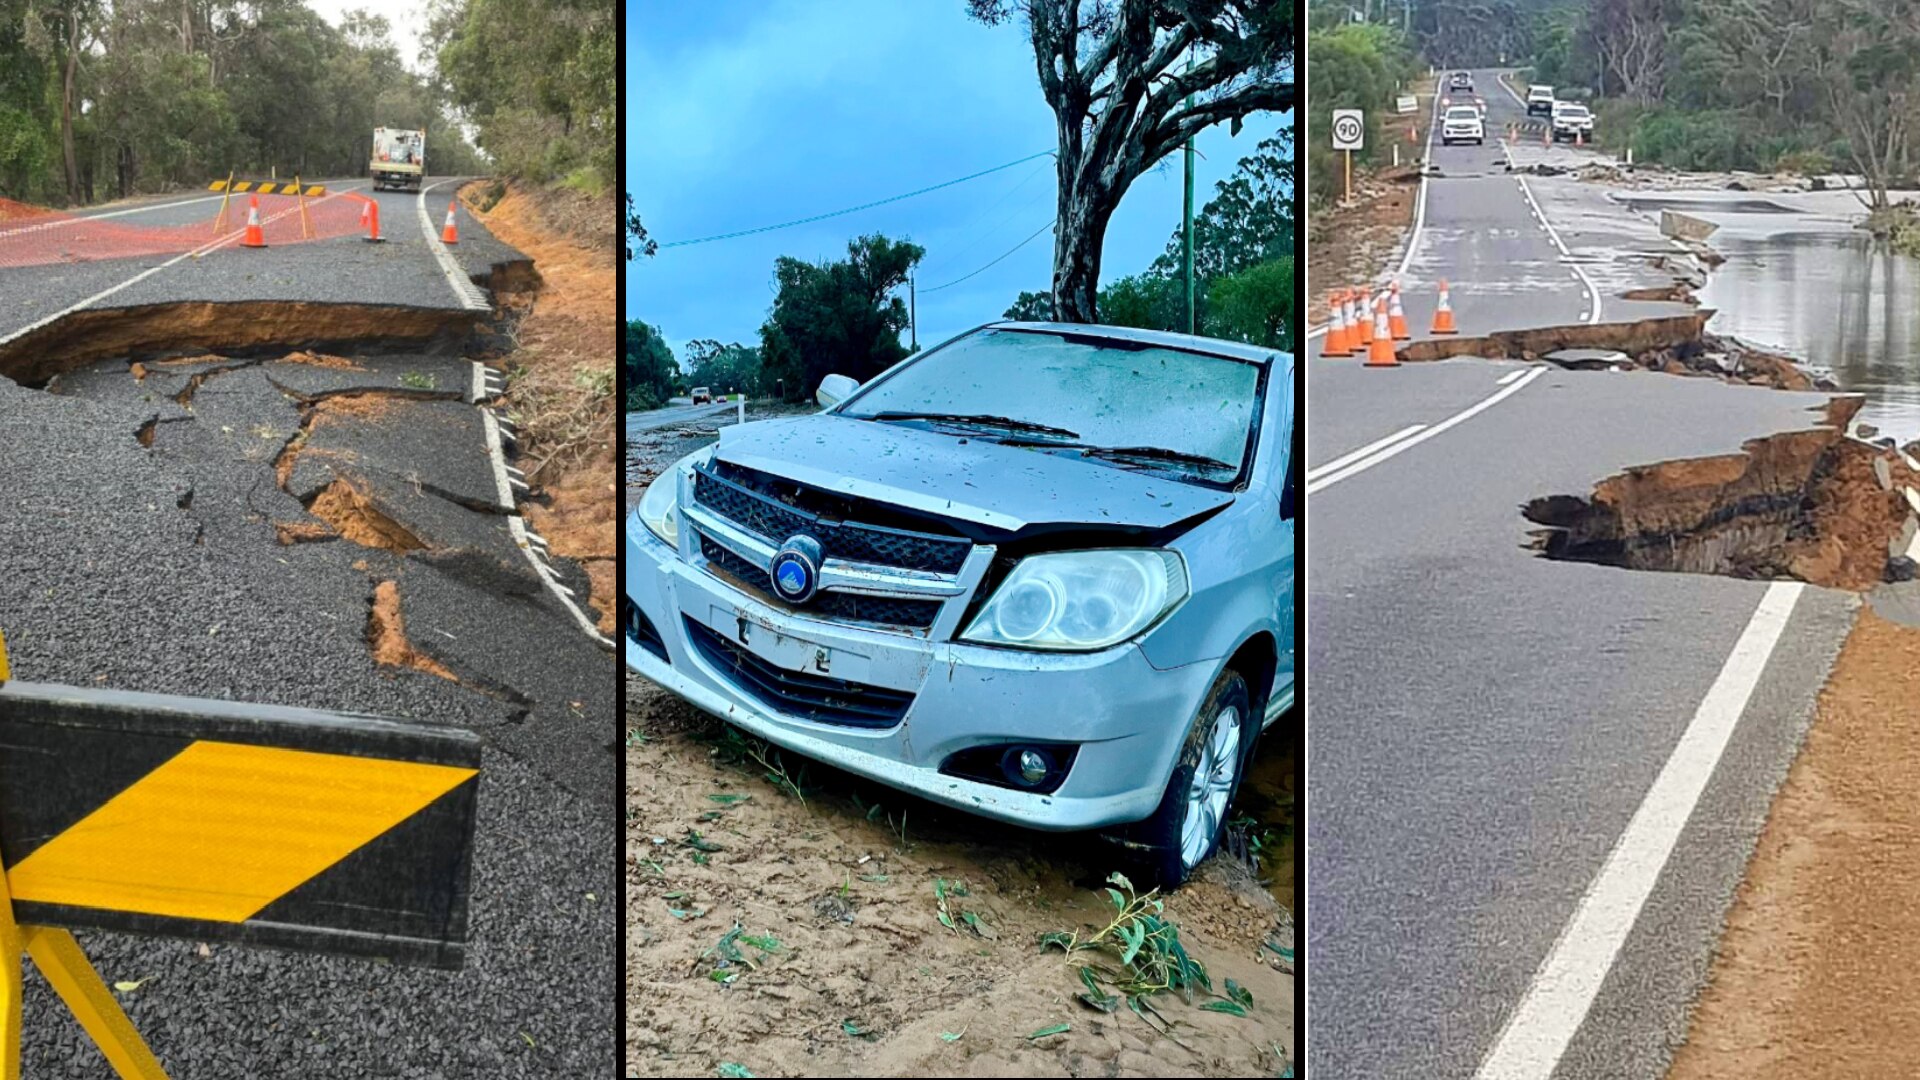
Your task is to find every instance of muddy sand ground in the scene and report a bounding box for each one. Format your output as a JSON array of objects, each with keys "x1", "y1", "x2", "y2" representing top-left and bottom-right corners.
[{"x1": 623, "y1": 420, "x2": 1296, "y2": 1078}]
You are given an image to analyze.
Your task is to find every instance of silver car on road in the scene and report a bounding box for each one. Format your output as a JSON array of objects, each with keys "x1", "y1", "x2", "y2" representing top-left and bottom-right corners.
[{"x1": 624, "y1": 322, "x2": 1295, "y2": 885}]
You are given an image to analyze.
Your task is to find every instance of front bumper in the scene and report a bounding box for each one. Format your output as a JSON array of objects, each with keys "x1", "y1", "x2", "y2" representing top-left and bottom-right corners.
[{"x1": 624, "y1": 520, "x2": 1217, "y2": 831}]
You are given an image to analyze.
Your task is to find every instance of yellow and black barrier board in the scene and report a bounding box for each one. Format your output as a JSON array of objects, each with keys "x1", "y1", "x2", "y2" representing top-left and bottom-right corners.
[
  {"x1": 0, "y1": 681, "x2": 480, "y2": 969},
  {"x1": 208, "y1": 180, "x2": 326, "y2": 196}
]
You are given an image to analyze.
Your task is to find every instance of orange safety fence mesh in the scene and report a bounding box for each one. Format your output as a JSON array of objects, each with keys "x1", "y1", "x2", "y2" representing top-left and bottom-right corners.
[{"x1": 0, "y1": 192, "x2": 375, "y2": 270}]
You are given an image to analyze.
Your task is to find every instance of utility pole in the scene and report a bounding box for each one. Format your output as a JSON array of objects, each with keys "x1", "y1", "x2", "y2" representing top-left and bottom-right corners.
[
  {"x1": 1183, "y1": 47, "x2": 1196, "y2": 336},
  {"x1": 909, "y1": 272, "x2": 918, "y2": 350}
]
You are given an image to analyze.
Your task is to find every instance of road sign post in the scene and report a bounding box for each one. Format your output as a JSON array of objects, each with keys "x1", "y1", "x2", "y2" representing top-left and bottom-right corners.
[
  {"x1": 0, "y1": 631, "x2": 482, "y2": 1075},
  {"x1": 1332, "y1": 109, "x2": 1365, "y2": 203}
]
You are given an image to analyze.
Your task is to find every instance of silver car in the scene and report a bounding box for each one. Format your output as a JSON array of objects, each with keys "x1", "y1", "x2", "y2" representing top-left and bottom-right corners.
[{"x1": 624, "y1": 322, "x2": 1296, "y2": 886}]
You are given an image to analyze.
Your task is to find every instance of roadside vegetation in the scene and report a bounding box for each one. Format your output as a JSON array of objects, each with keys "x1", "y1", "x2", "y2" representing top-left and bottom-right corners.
[
  {"x1": 1515, "y1": 1, "x2": 1920, "y2": 212},
  {"x1": 0, "y1": 0, "x2": 486, "y2": 205},
  {"x1": 1003, "y1": 130, "x2": 1298, "y2": 351},
  {"x1": 1304, "y1": 6, "x2": 1419, "y2": 208}
]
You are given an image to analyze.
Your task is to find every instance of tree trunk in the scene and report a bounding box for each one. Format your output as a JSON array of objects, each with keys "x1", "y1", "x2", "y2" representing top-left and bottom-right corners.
[
  {"x1": 1051, "y1": 161, "x2": 1114, "y2": 324},
  {"x1": 61, "y1": 24, "x2": 80, "y2": 205}
]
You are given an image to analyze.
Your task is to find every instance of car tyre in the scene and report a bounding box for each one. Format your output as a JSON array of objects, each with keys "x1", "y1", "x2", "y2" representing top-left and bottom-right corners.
[{"x1": 1107, "y1": 667, "x2": 1255, "y2": 890}]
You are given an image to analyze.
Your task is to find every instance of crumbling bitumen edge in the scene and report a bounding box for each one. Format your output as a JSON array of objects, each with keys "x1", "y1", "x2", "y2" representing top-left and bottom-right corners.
[{"x1": 473, "y1": 360, "x2": 614, "y2": 651}]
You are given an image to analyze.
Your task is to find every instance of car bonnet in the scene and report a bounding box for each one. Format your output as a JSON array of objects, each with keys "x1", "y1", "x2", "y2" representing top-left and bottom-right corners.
[{"x1": 711, "y1": 413, "x2": 1235, "y2": 535}]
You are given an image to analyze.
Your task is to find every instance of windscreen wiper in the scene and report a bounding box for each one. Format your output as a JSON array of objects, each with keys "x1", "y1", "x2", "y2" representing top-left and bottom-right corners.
[
  {"x1": 864, "y1": 411, "x2": 1080, "y2": 438},
  {"x1": 995, "y1": 438, "x2": 1235, "y2": 473}
]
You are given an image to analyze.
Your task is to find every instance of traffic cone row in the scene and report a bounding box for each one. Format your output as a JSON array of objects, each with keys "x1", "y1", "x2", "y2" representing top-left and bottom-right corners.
[{"x1": 1319, "y1": 279, "x2": 1460, "y2": 361}]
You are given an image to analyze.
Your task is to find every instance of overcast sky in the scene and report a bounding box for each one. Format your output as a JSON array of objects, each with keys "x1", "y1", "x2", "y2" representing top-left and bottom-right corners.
[
  {"x1": 306, "y1": 1, "x2": 432, "y2": 73},
  {"x1": 631, "y1": 0, "x2": 1292, "y2": 355}
]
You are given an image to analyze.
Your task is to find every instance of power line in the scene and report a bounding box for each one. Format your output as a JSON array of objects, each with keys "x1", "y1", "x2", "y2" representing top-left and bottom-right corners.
[
  {"x1": 660, "y1": 149, "x2": 1056, "y2": 248},
  {"x1": 921, "y1": 218, "x2": 1056, "y2": 293}
]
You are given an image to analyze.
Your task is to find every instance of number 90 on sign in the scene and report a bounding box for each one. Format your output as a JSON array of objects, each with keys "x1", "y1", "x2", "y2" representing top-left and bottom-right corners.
[{"x1": 1331, "y1": 109, "x2": 1364, "y2": 151}]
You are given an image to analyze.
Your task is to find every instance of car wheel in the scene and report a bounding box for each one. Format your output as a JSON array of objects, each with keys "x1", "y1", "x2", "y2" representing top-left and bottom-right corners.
[{"x1": 1107, "y1": 667, "x2": 1254, "y2": 890}]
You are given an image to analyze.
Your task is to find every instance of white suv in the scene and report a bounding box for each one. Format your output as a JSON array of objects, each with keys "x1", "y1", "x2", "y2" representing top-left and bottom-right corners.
[
  {"x1": 1441, "y1": 104, "x2": 1485, "y2": 146},
  {"x1": 1550, "y1": 101, "x2": 1593, "y2": 141},
  {"x1": 1526, "y1": 84, "x2": 1555, "y2": 116}
]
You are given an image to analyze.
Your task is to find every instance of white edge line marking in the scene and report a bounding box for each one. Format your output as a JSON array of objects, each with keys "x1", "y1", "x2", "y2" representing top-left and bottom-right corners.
[
  {"x1": 419, "y1": 178, "x2": 491, "y2": 312},
  {"x1": 0, "y1": 185, "x2": 366, "y2": 348},
  {"x1": 481, "y1": 407, "x2": 615, "y2": 650},
  {"x1": 1497, "y1": 368, "x2": 1528, "y2": 385},
  {"x1": 1307, "y1": 424, "x2": 1427, "y2": 482},
  {"x1": 1395, "y1": 86, "x2": 1443, "y2": 279},
  {"x1": 470, "y1": 359, "x2": 486, "y2": 404},
  {"x1": 1474, "y1": 580, "x2": 1805, "y2": 1080},
  {"x1": 1307, "y1": 366, "x2": 1547, "y2": 494}
]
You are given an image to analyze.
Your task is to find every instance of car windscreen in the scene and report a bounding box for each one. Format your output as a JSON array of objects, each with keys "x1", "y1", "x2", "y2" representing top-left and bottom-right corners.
[
  {"x1": 1559, "y1": 106, "x2": 1588, "y2": 117},
  {"x1": 1446, "y1": 107, "x2": 1479, "y2": 121},
  {"x1": 839, "y1": 327, "x2": 1265, "y2": 487}
]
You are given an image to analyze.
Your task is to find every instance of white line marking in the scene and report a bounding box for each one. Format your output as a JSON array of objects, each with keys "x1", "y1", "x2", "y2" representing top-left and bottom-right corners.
[
  {"x1": 1475, "y1": 581, "x2": 1805, "y2": 1080},
  {"x1": 1395, "y1": 88, "x2": 1444, "y2": 279},
  {"x1": 1513, "y1": 173, "x2": 1601, "y2": 325},
  {"x1": 1307, "y1": 424, "x2": 1428, "y2": 482},
  {"x1": 1307, "y1": 366, "x2": 1547, "y2": 493},
  {"x1": 0, "y1": 184, "x2": 366, "y2": 347},
  {"x1": 1497, "y1": 368, "x2": 1529, "y2": 385},
  {"x1": 479, "y1": 407, "x2": 614, "y2": 650},
  {"x1": 418, "y1": 178, "x2": 491, "y2": 312}
]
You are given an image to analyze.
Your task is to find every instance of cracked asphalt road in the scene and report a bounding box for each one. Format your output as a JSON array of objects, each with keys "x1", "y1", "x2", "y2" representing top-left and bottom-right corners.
[
  {"x1": 1307, "y1": 70, "x2": 1856, "y2": 1080},
  {"x1": 0, "y1": 178, "x2": 613, "y2": 1076}
]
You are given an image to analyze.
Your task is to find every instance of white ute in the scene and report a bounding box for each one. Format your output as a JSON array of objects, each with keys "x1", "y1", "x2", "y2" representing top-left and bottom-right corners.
[{"x1": 1441, "y1": 104, "x2": 1485, "y2": 146}]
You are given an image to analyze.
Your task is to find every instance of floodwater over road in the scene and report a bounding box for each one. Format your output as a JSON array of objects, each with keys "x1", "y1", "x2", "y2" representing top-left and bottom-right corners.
[{"x1": 1693, "y1": 219, "x2": 1920, "y2": 445}]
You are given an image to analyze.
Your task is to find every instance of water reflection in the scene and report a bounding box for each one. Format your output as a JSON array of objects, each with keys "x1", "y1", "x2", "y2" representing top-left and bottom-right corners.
[{"x1": 1697, "y1": 231, "x2": 1920, "y2": 444}]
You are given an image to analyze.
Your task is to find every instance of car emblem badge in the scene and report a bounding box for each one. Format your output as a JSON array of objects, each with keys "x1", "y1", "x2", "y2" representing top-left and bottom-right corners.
[{"x1": 769, "y1": 534, "x2": 824, "y2": 604}]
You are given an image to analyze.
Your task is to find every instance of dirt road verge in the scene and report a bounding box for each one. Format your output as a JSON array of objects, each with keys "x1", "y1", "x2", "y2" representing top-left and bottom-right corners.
[
  {"x1": 463, "y1": 180, "x2": 616, "y2": 632},
  {"x1": 1666, "y1": 606, "x2": 1920, "y2": 1079},
  {"x1": 625, "y1": 679, "x2": 1294, "y2": 1078},
  {"x1": 1305, "y1": 78, "x2": 1430, "y2": 324}
]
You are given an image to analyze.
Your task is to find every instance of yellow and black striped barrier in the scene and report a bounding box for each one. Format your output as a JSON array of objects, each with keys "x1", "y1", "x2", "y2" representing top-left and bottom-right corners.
[
  {"x1": 207, "y1": 179, "x2": 325, "y2": 197},
  {"x1": 0, "y1": 630, "x2": 481, "y2": 1076}
]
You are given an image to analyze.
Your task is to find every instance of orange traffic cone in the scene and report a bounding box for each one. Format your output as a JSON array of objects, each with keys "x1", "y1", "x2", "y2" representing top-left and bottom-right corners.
[
  {"x1": 1355, "y1": 287, "x2": 1375, "y2": 347},
  {"x1": 1388, "y1": 280, "x2": 1410, "y2": 340},
  {"x1": 1322, "y1": 291, "x2": 1351, "y2": 358},
  {"x1": 441, "y1": 200, "x2": 459, "y2": 244},
  {"x1": 1430, "y1": 280, "x2": 1458, "y2": 335},
  {"x1": 241, "y1": 196, "x2": 266, "y2": 248},
  {"x1": 360, "y1": 199, "x2": 384, "y2": 243},
  {"x1": 1365, "y1": 298, "x2": 1399, "y2": 367}
]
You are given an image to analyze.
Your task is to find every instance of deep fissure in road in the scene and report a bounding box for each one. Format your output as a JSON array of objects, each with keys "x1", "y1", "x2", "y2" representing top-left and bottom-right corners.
[
  {"x1": 1524, "y1": 399, "x2": 1920, "y2": 589},
  {"x1": 1399, "y1": 312, "x2": 1828, "y2": 392}
]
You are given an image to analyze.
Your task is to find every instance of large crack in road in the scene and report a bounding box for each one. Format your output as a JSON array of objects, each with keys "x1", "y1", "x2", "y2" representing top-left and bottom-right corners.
[{"x1": 0, "y1": 292, "x2": 615, "y2": 1075}]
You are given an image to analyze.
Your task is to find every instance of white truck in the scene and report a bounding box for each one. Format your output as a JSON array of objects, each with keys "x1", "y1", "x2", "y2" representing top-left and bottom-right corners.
[{"x1": 370, "y1": 127, "x2": 426, "y2": 191}]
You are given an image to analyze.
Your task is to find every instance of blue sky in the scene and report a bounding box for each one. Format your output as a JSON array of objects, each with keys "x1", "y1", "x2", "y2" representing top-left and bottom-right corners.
[{"x1": 630, "y1": 0, "x2": 1292, "y2": 356}]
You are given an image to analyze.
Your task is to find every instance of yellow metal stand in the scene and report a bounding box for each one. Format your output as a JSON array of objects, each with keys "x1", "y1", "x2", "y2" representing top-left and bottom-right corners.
[
  {"x1": 0, "y1": 633, "x2": 169, "y2": 1079},
  {"x1": 212, "y1": 170, "x2": 235, "y2": 235},
  {"x1": 295, "y1": 174, "x2": 312, "y2": 240}
]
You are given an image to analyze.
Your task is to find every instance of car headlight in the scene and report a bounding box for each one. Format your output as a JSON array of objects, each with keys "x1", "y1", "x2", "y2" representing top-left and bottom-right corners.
[
  {"x1": 961, "y1": 550, "x2": 1188, "y2": 651},
  {"x1": 638, "y1": 447, "x2": 712, "y2": 546}
]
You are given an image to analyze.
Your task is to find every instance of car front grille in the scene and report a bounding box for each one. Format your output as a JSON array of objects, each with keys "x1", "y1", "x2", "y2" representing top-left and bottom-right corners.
[
  {"x1": 693, "y1": 463, "x2": 971, "y2": 574},
  {"x1": 698, "y1": 536, "x2": 943, "y2": 630},
  {"x1": 684, "y1": 619, "x2": 915, "y2": 729}
]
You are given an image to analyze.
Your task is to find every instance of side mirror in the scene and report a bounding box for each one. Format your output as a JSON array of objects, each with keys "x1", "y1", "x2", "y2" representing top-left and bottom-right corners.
[{"x1": 816, "y1": 374, "x2": 860, "y2": 408}]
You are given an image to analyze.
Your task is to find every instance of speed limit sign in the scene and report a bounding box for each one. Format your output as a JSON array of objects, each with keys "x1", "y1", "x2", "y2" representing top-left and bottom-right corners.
[{"x1": 1331, "y1": 109, "x2": 1364, "y2": 151}]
